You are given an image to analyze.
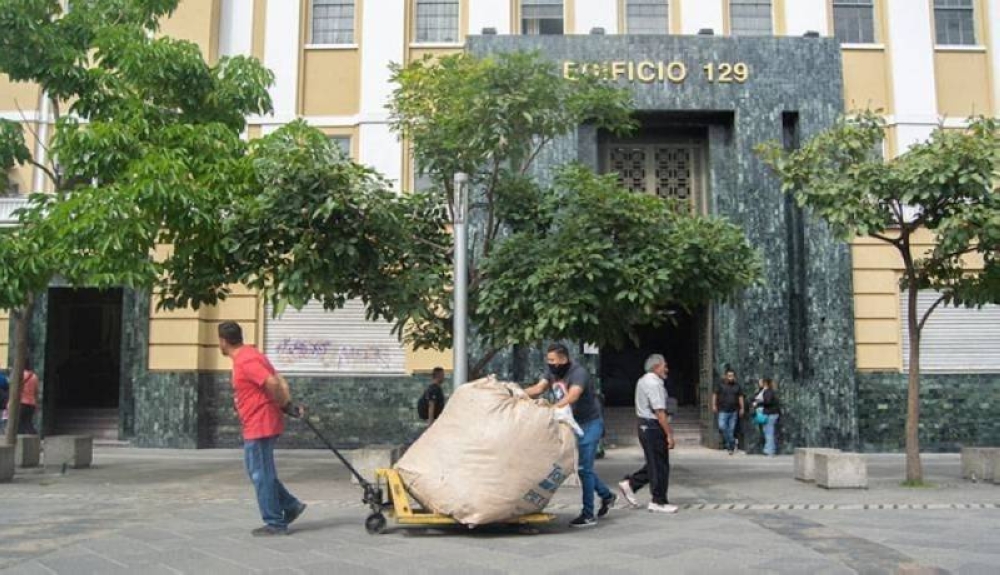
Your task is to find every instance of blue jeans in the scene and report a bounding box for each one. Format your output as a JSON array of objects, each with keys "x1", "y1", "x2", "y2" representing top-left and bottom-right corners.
[
  {"x1": 718, "y1": 411, "x2": 738, "y2": 451},
  {"x1": 244, "y1": 436, "x2": 302, "y2": 529},
  {"x1": 578, "y1": 418, "x2": 613, "y2": 518},
  {"x1": 762, "y1": 414, "x2": 779, "y2": 455}
]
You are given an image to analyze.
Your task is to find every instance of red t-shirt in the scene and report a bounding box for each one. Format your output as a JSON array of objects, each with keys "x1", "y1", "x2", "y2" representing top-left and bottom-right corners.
[
  {"x1": 21, "y1": 370, "x2": 38, "y2": 407},
  {"x1": 231, "y1": 346, "x2": 284, "y2": 440}
]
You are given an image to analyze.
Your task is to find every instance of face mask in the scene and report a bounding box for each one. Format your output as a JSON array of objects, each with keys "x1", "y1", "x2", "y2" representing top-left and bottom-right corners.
[{"x1": 548, "y1": 362, "x2": 570, "y2": 379}]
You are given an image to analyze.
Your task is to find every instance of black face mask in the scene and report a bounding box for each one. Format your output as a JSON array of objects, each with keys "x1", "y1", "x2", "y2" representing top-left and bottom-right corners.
[{"x1": 548, "y1": 362, "x2": 571, "y2": 379}]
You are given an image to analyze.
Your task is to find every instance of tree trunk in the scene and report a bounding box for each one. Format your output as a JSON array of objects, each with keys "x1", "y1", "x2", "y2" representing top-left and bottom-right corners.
[
  {"x1": 4, "y1": 294, "x2": 35, "y2": 447},
  {"x1": 904, "y1": 284, "x2": 923, "y2": 483}
]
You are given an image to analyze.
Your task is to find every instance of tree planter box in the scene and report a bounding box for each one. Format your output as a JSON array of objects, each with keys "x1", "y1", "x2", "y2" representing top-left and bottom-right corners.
[
  {"x1": 794, "y1": 448, "x2": 841, "y2": 482},
  {"x1": 44, "y1": 435, "x2": 93, "y2": 469},
  {"x1": 961, "y1": 447, "x2": 1000, "y2": 482},
  {"x1": 815, "y1": 452, "x2": 868, "y2": 489},
  {"x1": 0, "y1": 445, "x2": 13, "y2": 482},
  {"x1": 16, "y1": 434, "x2": 40, "y2": 468}
]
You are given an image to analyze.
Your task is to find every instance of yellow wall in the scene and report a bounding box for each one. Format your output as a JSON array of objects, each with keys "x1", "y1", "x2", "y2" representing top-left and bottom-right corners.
[
  {"x1": 0, "y1": 75, "x2": 39, "y2": 112},
  {"x1": 148, "y1": 290, "x2": 261, "y2": 371},
  {"x1": 842, "y1": 49, "x2": 891, "y2": 112},
  {"x1": 301, "y1": 50, "x2": 362, "y2": 116},
  {"x1": 159, "y1": 0, "x2": 222, "y2": 63},
  {"x1": 934, "y1": 51, "x2": 993, "y2": 118}
]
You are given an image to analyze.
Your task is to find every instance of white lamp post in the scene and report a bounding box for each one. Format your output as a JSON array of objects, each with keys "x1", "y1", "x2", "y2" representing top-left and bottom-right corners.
[{"x1": 452, "y1": 172, "x2": 469, "y2": 387}]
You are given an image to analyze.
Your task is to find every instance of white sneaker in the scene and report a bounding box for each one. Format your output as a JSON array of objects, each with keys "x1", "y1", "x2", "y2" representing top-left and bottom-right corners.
[
  {"x1": 647, "y1": 502, "x2": 679, "y2": 514},
  {"x1": 618, "y1": 480, "x2": 640, "y2": 508}
]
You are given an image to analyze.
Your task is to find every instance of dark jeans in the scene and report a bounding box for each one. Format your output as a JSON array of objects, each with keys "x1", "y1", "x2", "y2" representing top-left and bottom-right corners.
[
  {"x1": 18, "y1": 404, "x2": 37, "y2": 435},
  {"x1": 625, "y1": 419, "x2": 670, "y2": 505},
  {"x1": 244, "y1": 435, "x2": 302, "y2": 529}
]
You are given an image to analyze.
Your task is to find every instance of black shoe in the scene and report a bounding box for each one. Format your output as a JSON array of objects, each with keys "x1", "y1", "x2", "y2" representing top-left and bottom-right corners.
[
  {"x1": 251, "y1": 525, "x2": 289, "y2": 537},
  {"x1": 598, "y1": 493, "x2": 617, "y2": 518},
  {"x1": 569, "y1": 514, "x2": 597, "y2": 528},
  {"x1": 285, "y1": 502, "x2": 307, "y2": 525}
]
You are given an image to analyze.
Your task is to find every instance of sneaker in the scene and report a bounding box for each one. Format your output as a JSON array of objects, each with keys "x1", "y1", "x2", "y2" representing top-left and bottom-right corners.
[
  {"x1": 251, "y1": 525, "x2": 289, "y2": 537},
  {"x1": 598, "y1": 493, "x2": 617, "y2": 518},
  {"x1": 647, "y1": 502, "x2": 679, "y2": 514},
  {"x1": 618, "y1": 480, "x2": 640, "y2": 508},
  {"x1": 728, "y1": 449, "x2": 734, "y2": 455},
  {"x1": 569, "y1": 514, "x2": 597, "y2": 528},
  {"x1": 285, "y1": 502, "x2": 307, "y2": 525}
]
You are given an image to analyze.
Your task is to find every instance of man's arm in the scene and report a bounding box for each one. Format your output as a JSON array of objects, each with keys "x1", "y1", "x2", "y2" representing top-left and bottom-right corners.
[
  {"x1": 711, "y1": 391, "x2": 719, "y2": 413},
  {"x1": 555, "y1": 385, "x2": 583, "y2": 409},
  {"x1": 428, "y1": 401, "x2": 437, "y2": 422},
  {"x1": 523, "y1": 378, "x2": 551, "y2": 399},
  {"x1": 738, "y1": 393, "x2": 745, "y2": 416},
  {"x1": 263, "y1": 374, "x2": 291, "y2": 408},
  {"x1": 656, "y1": 409, "x2": 675, "y2": 449}
]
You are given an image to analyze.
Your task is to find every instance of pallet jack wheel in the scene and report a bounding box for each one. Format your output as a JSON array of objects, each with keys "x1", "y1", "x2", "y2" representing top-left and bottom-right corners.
[{"x1": 365, "y1": 513, "x2": 387, "y2": 535}]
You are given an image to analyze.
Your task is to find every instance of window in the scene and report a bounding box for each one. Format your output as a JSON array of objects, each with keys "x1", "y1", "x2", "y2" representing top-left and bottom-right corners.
[
  {"x1": 415, "y1": 0, "x2": 459, "y2": 43},
  {"x1": 934, "y1": 0, "x2": 976, "y2": 46},
  {"x1": 626, "y1": 0, "x2": 669, "y2": 35},
  {"x1": 265, "y1": 299, "x2": 407, "y2": 375},
  {"x1": 521, "y1": 0, "x2": 564, "y2": 35},
  {"x1": 833, "y1": 0, "x2": 875, "y2": 44},
  {"x1": 311, "y1": 0, "x2": 355, "y2": 45},
  {"x1": 330, "y1": 136, "x2": 351, "y2": 157},
  {"x1": 901, "y1": 291, "x2": 1000, "y2": 372},
  {"x1": 729, "y1": 0, "x2": 772, "y2": 36}
]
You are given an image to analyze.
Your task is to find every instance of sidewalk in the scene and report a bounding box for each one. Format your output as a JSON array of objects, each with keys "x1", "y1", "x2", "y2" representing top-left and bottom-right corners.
[{"x1": 1, "y1": 446, "x2": 998, "y2": 574}]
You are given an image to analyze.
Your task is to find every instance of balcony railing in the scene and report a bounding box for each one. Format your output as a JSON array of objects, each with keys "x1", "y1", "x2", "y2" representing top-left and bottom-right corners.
[{"x1": 0, "y1": 197, "x2": 29, "y2": 226}]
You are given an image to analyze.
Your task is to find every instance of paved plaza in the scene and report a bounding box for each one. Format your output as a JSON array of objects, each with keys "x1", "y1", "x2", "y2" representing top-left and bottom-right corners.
[{"x1": 1, "y1": 444, "x2": 998, "y2": 574}]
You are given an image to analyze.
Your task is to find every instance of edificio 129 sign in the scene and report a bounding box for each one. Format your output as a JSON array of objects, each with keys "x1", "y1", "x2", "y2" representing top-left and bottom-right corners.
[{"x1": 562, "y1": 61, "x2": 750, "y2": 84}]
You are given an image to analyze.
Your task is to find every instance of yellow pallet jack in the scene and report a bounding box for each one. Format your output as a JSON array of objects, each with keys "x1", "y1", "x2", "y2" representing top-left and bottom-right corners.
[{"x1": 301, "y1": 416, "x2": 556, "y2": 534}]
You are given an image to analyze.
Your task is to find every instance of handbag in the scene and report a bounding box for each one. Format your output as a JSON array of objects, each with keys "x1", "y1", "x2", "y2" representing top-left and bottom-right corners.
[{"x1": 753, "y1": 406, "x2": 768, "y2": 425}]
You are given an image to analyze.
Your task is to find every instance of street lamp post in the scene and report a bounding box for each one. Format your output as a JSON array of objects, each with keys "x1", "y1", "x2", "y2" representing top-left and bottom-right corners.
[{"x1": 452, "y1": 172, "x2": 469, "y2": 388}]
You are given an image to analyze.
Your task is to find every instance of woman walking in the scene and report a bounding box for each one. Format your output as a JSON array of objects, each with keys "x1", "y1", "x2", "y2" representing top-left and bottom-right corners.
[{"x1": 752, "y1": 378, "x2": 780, "y2": 456}]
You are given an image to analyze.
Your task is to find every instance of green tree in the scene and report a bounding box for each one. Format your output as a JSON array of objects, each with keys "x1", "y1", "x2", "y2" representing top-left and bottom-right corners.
[
  {"x1": 758, "y1": 112, "x2": 1000, "y2": 483},
  {"x1": 0, "y1": 1, "x2": 442, "y2": 447},
  {"x1": 389, "y1": 52, "x2": 761, "y2": 376}
]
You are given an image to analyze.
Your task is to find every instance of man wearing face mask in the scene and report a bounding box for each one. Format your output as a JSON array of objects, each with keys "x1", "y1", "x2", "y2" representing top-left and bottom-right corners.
[{"x1": 525, "y1": 343, "x2": 615, "y2": 527}]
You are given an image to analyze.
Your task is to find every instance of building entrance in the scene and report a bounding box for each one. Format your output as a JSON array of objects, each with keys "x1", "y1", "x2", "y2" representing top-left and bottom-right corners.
[{"x1": 43, "y1": 288, "x2": 123, "y2": 439}]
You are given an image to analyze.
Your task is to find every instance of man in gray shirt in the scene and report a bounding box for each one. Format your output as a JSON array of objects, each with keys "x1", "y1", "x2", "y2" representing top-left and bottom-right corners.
[{"x1": 618, "y1": 354, "x2": 677, "y2": 513}]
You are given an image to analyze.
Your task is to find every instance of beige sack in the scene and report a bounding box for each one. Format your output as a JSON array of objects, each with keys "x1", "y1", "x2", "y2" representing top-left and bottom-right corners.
[{"x1": 395, "y1": 376, "x2": 578, "y2": 526}]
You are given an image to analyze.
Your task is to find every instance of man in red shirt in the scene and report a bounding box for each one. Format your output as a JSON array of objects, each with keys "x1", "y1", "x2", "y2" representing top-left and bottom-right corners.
[{"x1": 218, "y1": 321, "x2": 306, "y2": 536}]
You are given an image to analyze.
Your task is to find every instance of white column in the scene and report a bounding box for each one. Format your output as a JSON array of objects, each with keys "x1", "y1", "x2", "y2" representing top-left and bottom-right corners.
[
  {"x1": 679, "y1": 0, "x2": 724, "y2": 35},
  {"x1": 359, "y1": 0, "x2": 405, "y2": 188},
  {"x1": 219, "y1": 0, "x2": 254, "y2": 58},
  {"x1": 884, "y1": 0, "x2": 938, "y2": 150},
  {"x1": 783, "y1": 0, "x2": 829, "y2": 37},
  {"x1": 263, "y1": 0, "x2": 302, "y2": 123},
  {"x1": 469, "y1": 0, "x2": 512, "y2": 35},
  {"x1": 574, "y1": 0, "x2": 618, "y2": 34},
  {"x1": 988, "y1": 0, "x2": 1000, "y2": 116}
]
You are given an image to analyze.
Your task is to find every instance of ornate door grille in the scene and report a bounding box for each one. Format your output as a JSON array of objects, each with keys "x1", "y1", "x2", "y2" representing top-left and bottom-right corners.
[{"x1": 606, "y1": 143, "x2": 703, "y2": 211}]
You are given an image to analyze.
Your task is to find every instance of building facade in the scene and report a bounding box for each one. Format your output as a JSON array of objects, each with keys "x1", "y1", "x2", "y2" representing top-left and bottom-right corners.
[{"x1": 2, "y1": 0, "x2": 999, "y2": 450}]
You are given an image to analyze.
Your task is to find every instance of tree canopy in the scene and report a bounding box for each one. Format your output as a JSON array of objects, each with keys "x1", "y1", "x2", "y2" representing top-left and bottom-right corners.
[{"x1": 389, "y1": 51, "x2": 762, "y2": 374}]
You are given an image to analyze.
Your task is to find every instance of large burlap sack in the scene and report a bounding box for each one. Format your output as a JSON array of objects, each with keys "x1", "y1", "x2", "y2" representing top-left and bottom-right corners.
[{"x1": 395, "y1": 376, "x2": 578, "y2": 526}]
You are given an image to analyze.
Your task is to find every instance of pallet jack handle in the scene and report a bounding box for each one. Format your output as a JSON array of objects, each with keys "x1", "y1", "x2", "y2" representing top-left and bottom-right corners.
[{"x1": 295, "y1": 411, "x2": 374, "y2": 490}]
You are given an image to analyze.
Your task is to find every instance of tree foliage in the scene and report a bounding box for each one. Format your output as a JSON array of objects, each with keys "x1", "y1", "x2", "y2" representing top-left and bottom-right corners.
[
  {"x1": 758, "y1": 112, "x2": 1000, "y2": 481},
  {"x1": 389, "y1": 52, "x2": 761, "y2": 373}
]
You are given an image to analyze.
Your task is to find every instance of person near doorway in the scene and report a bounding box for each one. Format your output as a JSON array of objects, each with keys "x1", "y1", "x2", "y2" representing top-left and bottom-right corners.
[
  {"x1": 0, "y1": 369, "x2": 9, "y2": 432},
  {"x1": 712, "y1": 368, "x2": 744, "y2": 454},
  {"x1": 217, "y1": 321, "x2": 307, "y2": 536},
  {"x1": 525, "y1": 343, "x2": 616, "y2": 527},
  {"x1": 752, "y1": 378, "x2": 781, "y2": 456},
  {"x1": 418, "y1": 367, "x2": 447, "y2": 424},
  {"x1": 618, "y1": 354, "x2": 678, "y2": 513},
  {"x1": 18, "y1": 364, "x2": 39, "y2": 435}
]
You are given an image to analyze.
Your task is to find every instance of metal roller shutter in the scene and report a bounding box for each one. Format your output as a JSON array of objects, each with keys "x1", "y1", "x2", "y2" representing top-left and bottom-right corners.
[
  {"x1": 901, "y1": 290, "x2": 1000, "y2": 372},
  {"x1": 264, "y1": 299, "x2": 407, "y2": 375}
]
